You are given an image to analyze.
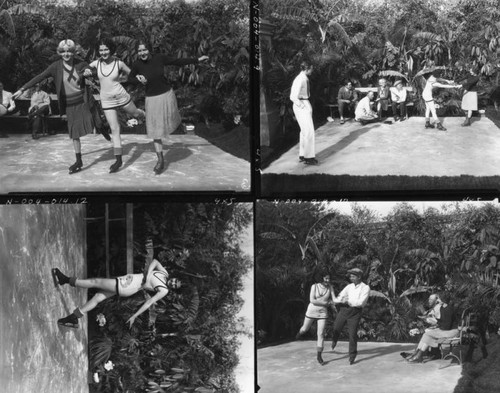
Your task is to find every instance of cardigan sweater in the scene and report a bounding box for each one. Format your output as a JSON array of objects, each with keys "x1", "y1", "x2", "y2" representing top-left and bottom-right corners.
[{"x1": 21, "y1": 58, "x2": 91, "y2": 115}]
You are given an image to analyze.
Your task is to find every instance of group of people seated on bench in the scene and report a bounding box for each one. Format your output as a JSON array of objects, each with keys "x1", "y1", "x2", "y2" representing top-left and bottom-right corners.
[
  {"x1": 1, "y1": 80, "x2": 52, "y2": 139},
  {"x1": 336, "y1": 78, "x2": 410, "y2": 126}
]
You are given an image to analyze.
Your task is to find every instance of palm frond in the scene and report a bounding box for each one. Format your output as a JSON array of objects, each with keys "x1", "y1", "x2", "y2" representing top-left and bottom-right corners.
[
  {"x1": 326, "y1": 20, "x2": 352, "y2": 47},
  {"x1": 0, "y1": 9, "x2": 14, "y2": 37},
  {"x1": 7, "y1": 4, "x2": 46, "y2": 15},
  {"x1": 89, "y1": 336, "x2": 113, "y2": 368},
  {"x1": 405, "y1": 248, "x2": 440, "y2": 260},
  {"x1": 184, "y1": 286, "x2": 200, "y2": 327},
  {"x1": 269, "y1": 6, "x2": 312, "y2": 24},
  {"x1": 400, "y1": 285, "x2": 432, "y2": 297},
  {"x1": 378, "y1": 70, "x2": 408, "y2": 81},
  {"x1": 369, "y1": 289, "x2": 390, "y2": 302},
  {"x1": 412, "y1": 32, "x2": 443, "y2": 42}
]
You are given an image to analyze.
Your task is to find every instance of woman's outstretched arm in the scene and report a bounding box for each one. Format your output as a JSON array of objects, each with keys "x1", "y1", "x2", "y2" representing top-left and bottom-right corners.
[
  {"x1": 126, "y1": 287, "x2": 168, "y2": 328},
  {"x1": 146, "y1": 259, "x2": 169, "y2": 278}
]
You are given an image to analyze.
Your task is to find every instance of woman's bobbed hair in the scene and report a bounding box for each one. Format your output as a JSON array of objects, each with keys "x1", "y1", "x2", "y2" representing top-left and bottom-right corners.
[
  {"x1": 57, "y1": 39, "x2": 76, "y2": 54},
  {"x1": 97, "y1": 37, "x2": 116, "y2": 55}
]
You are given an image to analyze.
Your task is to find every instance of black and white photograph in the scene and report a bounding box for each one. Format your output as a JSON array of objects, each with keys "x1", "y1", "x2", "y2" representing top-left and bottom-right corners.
[
  {"x1": 259, "y1": 0, "x2": 500, "y2": 196},
  {"x1": 0, "y1": 0, "x2": 250, "y2": 193},
  {"x1": 257, "y1": 200, "x2": 500, "y2": 393},
  {"x1": 0, "y1": 202, "x2": 254, "y2": 393}
]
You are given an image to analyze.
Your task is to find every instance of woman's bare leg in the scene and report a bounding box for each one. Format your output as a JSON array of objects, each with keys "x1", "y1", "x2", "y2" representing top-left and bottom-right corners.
[
  {"x1": 80, "y1": 291, "x2": 115, "y2": 313},
  {"x1": 74, "y1": 277, "x2": 116, "y2": 293},
  {"x1": 122, "y1": 101, "x2": 145, "y2": 119}
]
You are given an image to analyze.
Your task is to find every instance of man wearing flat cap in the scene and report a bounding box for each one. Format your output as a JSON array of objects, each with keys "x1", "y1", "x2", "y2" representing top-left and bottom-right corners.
[
  {"x1": 330, "y1": 267, "x2": 370, "y2": 365},
  {"x1": 390, "y1": 79, "x2": 407, "y2": 122}
]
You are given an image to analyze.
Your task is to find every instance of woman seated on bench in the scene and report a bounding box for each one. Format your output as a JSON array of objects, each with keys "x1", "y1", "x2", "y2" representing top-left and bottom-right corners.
[
  {"x1": 27, "y1": 83, "x2": 51, "y2": 139},
  {"x1": 0, "y1": 81, "x2": 16, "y2": 116},
  {"x1": 406, "y1": 292, "x2": 459, "y2": 363}
]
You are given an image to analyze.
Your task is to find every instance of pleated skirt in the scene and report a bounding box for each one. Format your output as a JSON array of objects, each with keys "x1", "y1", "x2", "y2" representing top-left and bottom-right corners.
[
  {"x1": 145, "y1": 89, "x2": 182, "y2": 139},
  {"x1": 66, "y1": 102, "x2": 94, "y2": 139}
]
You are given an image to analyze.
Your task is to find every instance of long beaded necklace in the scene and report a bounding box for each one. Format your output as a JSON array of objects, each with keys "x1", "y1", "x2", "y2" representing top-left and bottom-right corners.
[{"x1": 99, "y1": 58, "x2": 117, "y2": 78}]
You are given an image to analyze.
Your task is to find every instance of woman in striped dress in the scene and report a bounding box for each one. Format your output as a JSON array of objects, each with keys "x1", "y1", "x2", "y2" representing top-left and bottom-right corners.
[
  {"x1": 295, "y1": 273, "x2": 336, "y2": 365},
  {"x1": 83, "y1": 38, "x2": 145, "y2": 173},
  {"x1": 53, "y1": 259, "x2": 181, "y2": 329}
]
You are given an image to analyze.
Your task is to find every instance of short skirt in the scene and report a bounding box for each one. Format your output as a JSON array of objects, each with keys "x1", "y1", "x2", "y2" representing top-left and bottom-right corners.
[
  {"x1": 66, "y1": 102, "x2": 94, "y2": 139},
  {"x1": 101, "y1": 86, "x2": 131, "y2": 110},
  {"x1": 145, "y1": 89, "x2": 182, "y2": 139},
  {"x1": 305, "y1": 302, "x2": 328, "y2": 320},
  {"x1": 462, "y1": 91, "x2": 478, "y2": 111},
  {"x1": 115, "y1": 273, "x2": 144, "y2": 297}
]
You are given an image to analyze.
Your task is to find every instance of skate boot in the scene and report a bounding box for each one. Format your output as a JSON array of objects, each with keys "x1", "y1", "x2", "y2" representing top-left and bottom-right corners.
[
  {"x1": 58, "y1": 313, "x2": 79, "y2": 328},
  {"x1": 317, "y1": 348, "x2": 325, "y2": 365},
  {"x1": 109, "y1": 155, "x2": 123, "y2": 173},
  {"x1": 436, "y1": 122, "x2": 447, "y2": 131}
]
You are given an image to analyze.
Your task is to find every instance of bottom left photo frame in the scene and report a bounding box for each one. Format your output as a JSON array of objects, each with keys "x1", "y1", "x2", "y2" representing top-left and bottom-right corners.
[{"x1": 0, "y1": 202, "x2": 254, "y2": 393}]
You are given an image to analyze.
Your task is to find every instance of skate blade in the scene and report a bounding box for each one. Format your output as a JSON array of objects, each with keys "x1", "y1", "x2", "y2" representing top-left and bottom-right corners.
[
  {"x1": 51, "y1": 268, "x2": 60, "y2": 287},
  {"x1": 57, "y1": 321, "x2": 78, "y2": 329}
]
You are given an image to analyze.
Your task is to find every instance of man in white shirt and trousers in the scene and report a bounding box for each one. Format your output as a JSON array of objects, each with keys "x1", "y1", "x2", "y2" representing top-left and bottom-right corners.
[
  {"x1": 331, "y1": 267, "x2": 370, "y2": 364},
  {"x1": 290, "y1": 61, "x2": 318, "y2": 165},
  {"x1": 354, "y1": 91, "x2": 379, "y2": 126}
]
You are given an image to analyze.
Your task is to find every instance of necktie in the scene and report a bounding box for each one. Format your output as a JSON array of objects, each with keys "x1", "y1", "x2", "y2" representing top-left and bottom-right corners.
[{"x1": 63, "y1": 64, "x2": 78, "y2": 83}]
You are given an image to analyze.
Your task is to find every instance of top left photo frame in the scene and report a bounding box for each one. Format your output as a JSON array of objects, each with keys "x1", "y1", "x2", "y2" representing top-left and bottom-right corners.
[{"x1": 0, "y1": 0, "x2": 252, "y2": 194}]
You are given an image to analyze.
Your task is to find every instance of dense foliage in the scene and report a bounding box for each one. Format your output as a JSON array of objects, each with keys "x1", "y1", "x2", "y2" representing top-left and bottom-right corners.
[
  {"x1": 86, "y1": 203, "x2": 252, "y2": 393},
  {"x1": 0, "y1": 0, "x2": 249, "y2": 125},
  {"x1": 261, "y1": 0, "x2": 500, "y2": 124},
  {"x1": 257, "y1": 201, "x2": 500, "y2": 345}
]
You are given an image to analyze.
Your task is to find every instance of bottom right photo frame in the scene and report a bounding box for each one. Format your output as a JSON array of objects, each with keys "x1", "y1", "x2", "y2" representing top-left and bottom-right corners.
[{"x1": 256, "y1": 200, "x2": 499, "y2": 393}]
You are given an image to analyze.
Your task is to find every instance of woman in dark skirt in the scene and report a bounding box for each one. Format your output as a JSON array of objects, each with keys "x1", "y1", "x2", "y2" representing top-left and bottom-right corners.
[
  {"x1": 460, "y1": 68, "x2": 480, "y2": 126},
  {"x1": 12, "y1": 39, "x2": 106, "y2": 174},
  {"x1": 129, "y1": 41, "x2": 208, "y2": 174}
]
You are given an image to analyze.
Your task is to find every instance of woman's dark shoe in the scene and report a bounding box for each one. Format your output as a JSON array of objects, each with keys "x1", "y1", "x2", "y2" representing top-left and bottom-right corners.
[
  {"x1": 407, "y1": 349, "x2": 423, "y2": 363},
  {"x1": 317, "y1": 352, "x2": 325, "y2": 365},
  {"x1": 436, "y1": 122, "x2": 447, "y2": 131},
  {"x1": 51, "y1": 268, "x2": 70, "y2": 286},
  {"x1": 57, "y1": 313, "x2": 78, "y2": 328},
  {"x1": 462, "y1": 118, "x2": 471, "y2": 127},
  {"x1": 109, "y1": 155, "x2": 123, "y2": 173},
  {"x1": 400, "y1": 351, "x2": 413, "y2": 359},
  {"x1": 349, "y1": 356, "x2": 356, "y2": 365},
  {"x1": 154, "y1": 152, "x2": 164, "y2": 174},
  {"x1": 69, "y1": 153, "x2": 83, "y2": 174},
  {"x1": 425, "y1": 121, "x2": 435, "y2": 129}
]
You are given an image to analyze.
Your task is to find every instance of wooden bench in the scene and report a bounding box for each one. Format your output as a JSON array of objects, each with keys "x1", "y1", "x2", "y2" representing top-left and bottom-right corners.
[{"x1": 437, "y1": 308, "x2": 477, "y2": 366}]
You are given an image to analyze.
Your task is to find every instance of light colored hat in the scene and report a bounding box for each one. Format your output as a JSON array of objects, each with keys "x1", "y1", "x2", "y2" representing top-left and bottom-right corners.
[{"x1": 347, "y1": 268, "x2": 363, "y2": 277}]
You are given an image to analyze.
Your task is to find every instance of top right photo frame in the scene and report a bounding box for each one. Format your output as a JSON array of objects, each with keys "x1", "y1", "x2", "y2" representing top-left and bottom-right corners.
[{"x1": 259, "y1": 0, "x2": 500, "y2": 198}]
